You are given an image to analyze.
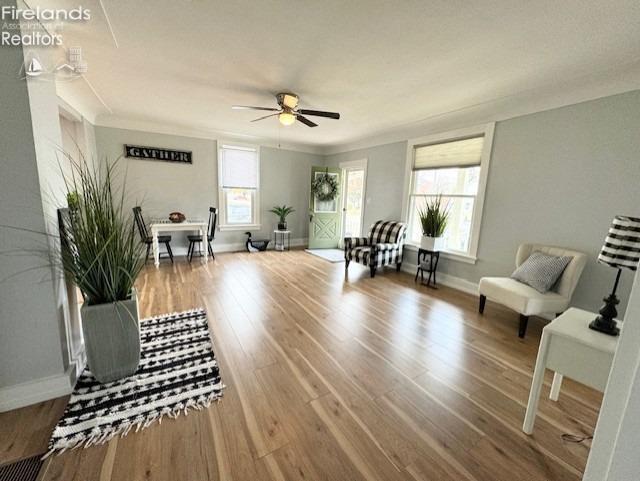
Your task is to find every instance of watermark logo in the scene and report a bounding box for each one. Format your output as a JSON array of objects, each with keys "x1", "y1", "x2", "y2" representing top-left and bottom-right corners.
[
  {"x1": 1, "y1": 5, "x2": 90, "y2": 47},
  {"x1": 21, "y1": 47, "x2": 88, "y2": 81}
]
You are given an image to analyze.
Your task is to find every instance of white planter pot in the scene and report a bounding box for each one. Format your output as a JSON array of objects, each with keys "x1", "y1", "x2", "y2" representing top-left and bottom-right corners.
[{"x1": 420, "y1": 235, "x2": 445, "y2": 251}]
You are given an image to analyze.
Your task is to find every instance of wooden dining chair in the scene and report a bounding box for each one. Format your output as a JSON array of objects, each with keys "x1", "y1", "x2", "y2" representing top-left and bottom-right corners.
[
  {"x1": 187, "y1": 207, "x2": 217, "y2": 262},
  {"x1": 132, "y1": 206, "x2": 174, "y2": 263}
]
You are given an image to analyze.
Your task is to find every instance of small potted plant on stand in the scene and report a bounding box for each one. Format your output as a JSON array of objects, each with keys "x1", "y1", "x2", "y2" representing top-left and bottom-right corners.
[
  {"x1": 418, "y1": 195, "x2": 450, "y2": 251},
  {"x1": 61, "y1": 159, "x2": 145, "y2": 384},
  {"x1": 269, "y1": 205, "x2": 295, "y2": 231}
]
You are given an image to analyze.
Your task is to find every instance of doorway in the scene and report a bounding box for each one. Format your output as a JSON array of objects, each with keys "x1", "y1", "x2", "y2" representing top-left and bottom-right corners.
[
  {"x1": 308, "y1": 166, "x2": 343, "y2": 249},
  {"x1": 340, "y1": 159, "x2": 367, "y2": 241}
]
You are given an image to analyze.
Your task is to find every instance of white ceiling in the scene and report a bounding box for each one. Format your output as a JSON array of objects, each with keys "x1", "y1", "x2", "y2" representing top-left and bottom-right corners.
[{"x1": 40, "y1": 0, "x2": 640, "y2": 150}]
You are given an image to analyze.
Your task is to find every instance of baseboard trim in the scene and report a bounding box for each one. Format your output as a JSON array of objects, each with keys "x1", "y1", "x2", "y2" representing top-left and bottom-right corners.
[
  {"x1": 0, "y1": 367, "x2": 75, "y2": 412},
  {"x1": 400, "y1": 262, "x2": 479, "y2": 295},
  {"x1": 400, "y1": 262, "x2": 556, "y2": 321}
]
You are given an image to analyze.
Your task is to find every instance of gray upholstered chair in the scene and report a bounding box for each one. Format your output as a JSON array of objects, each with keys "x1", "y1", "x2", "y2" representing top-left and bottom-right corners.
[
  {"x1": 344, "y1": 220, "x2": 407, "y2": 278},
  {"x1": 478, "y1": 243, "x2": 587, "y2": 337}
]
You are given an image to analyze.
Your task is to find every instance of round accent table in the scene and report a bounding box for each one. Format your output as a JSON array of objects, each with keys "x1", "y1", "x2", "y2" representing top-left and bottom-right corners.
[{"x1": 273, "y1": 230, "x2": 291, "y2": 251}]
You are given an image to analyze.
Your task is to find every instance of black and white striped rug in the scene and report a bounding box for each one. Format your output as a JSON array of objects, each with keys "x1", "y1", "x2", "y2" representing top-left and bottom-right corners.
[{"x1": 46, "y1": 308, "x2": 224, "y2": 456}]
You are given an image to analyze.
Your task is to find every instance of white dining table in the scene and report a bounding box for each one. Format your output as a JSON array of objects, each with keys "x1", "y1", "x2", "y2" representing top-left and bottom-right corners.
[{"x1": 150, "y1": 220, "x2": 208, "y2": 268}]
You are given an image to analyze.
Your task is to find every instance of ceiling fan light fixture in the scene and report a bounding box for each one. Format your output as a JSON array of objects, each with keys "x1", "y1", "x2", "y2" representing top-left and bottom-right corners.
[
  {"x1": 278, "y1": 93, "x2": 299, "y2": 109},
  {"x1": 278, "y1": 112, "x2": 296, "y2": 126}
]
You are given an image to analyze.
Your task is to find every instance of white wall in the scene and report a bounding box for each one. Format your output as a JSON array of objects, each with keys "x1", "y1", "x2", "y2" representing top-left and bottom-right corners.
[
  {"x1": 584, "y1": 271, "x2": 640, "y2": 480},
  {"x1": 94, "y1": 126, "x2": 325, "y2": 252},
  {"x1": 325, "y1": 89, "x2": 640, "y2": 316},
  {"x1": 322, "y1": 142, "x2": 407, "y2": 231},
  {"x1": 0, "y1": 10, "x2": 79, "y2": 410}
]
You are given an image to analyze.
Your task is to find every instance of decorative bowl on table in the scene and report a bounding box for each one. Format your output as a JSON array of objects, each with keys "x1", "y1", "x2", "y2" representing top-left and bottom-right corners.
[{"x1": 168, "y1": 212, "x2": 186, "y2": 223}]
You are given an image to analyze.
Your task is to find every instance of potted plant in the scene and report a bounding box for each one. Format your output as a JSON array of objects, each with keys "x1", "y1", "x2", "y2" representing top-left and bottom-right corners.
[
  {"x1": 417, "y1": 195, "x2": 450, "y2": 251},
  {"x1": 269, "y1": 205, "x2": 295, "y2": 231},
  {"x1": 60, "y1": 158, "x2": 145, "y2": 383}
]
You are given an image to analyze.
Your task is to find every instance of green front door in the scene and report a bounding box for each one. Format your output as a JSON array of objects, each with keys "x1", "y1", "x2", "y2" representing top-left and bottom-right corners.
[{"x1": 308, "y1": 166, "x2": 342, "y2": 249}]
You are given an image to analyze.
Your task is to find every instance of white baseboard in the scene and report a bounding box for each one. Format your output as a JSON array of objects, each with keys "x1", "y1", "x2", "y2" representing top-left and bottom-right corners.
[
  {"x1": 400, "y1": 261, "x2": 479, "y2": 295},
  {"x1": 0, "y1": 366, "x2": 75, "y2": 412},
  {"x1": 400, "y1": 262, "x2": 556, "y2": 321}
]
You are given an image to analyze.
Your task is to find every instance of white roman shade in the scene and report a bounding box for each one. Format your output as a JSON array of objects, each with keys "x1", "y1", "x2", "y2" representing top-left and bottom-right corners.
[
  {"x1": 413, "y1": 136, "x2": 484, "y2": 170},
  {"x1": 220, "y1": 145, "x2": 258, "y2": 189}
]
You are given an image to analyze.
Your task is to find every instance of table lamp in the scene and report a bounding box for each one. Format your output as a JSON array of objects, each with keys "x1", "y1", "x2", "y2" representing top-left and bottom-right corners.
[{"x1": 590, "y1": 215, "x2": 640, "y2": 336}]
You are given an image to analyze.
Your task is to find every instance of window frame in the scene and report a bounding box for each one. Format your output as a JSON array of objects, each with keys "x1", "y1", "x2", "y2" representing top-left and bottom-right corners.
[
  {"x1": 401, "y1": 123, "x2": 495, "y2": 264},
  {"x1": 217, "y1": 142, "x2": 261, "y2": 231}
]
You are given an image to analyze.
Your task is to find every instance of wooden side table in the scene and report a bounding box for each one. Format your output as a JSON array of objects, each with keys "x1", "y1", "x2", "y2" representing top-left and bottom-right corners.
[
  {"x1": 415, "y1": 248, "x2": 440, "y2": 288},
  {"x1": 273, "y1": 230, "x2": 291, "y2": 251},
  {"x1": 522, "y1": 307, "x2": 619, "y2": 434}
]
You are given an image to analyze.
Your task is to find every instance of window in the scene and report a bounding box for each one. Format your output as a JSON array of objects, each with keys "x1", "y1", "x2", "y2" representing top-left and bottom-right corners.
[
  {"x1": 404, "y1": 124, "x2": 494, "y2": 261},
  {"x1": 218, "y1": 143, "x2": 260, "y2": 230}
]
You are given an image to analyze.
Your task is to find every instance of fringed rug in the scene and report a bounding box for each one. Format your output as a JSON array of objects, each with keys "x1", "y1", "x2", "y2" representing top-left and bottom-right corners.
[{"x1": 46, "y1": 308, "x2": 224, "y2": 456}]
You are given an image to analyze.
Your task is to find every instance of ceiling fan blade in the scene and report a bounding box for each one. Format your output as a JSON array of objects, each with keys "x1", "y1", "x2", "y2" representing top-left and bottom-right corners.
[
  {"x1": 251, "y1": 113, "x2": 279, "y2": 122},
  {"x1": 297, "y1": 109, "x2": 340, "y2": 120},
  {"x1": 232, "y1": 105, "x2": 280, "y2": 111},
  {"x1": 296, "y1": 115, "x2": 317, "y2": 127}
]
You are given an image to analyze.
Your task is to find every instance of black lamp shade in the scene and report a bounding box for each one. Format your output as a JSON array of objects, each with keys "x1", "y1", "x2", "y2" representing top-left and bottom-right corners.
[{"x1": 598, "y1": 216, "x2": 640, "y2": 271}]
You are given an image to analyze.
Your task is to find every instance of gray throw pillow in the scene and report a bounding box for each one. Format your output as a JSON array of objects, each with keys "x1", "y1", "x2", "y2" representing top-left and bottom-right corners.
[{"x1": 511, "y1": 251, "x2": 572, "y2": 293}]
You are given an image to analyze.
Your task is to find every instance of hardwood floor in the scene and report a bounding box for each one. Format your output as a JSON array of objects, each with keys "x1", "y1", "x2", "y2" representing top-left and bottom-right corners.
[{"x1": 0, "y1": 250, "x2": 601, "y2": 480}]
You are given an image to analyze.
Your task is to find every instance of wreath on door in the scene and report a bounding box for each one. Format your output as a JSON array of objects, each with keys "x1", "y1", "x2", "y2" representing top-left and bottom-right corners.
[{"x1": 312, "y1": 169, "x2": 339, "y2": 201}]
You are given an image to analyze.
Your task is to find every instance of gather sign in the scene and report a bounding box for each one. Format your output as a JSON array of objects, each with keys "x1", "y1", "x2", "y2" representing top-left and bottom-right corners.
[{"x1": 124, "y1": 145, "x2": 192, "y2": 164}]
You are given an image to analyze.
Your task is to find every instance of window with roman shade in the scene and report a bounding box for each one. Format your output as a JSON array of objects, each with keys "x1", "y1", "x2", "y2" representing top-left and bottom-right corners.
[
  {"x1": 407, "y1": 134, "x2": 488, "y2": 256},
  {"x1": 218, "y1": 143, "x2": 260, "y2": 229}
]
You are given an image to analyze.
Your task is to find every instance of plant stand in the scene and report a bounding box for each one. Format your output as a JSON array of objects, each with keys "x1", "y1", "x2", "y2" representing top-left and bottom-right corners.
[
  {"x1": 415, "y1": 248, "x2": 440, "y2": 288},
  {"x1": 273, "y1": 230, "x2": 291, "y2": 251}
]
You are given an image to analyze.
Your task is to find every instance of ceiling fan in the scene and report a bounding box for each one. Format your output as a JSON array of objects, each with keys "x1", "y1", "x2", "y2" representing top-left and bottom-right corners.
[{"x1": 232, "y1": 92, "x2": 340, "y2": 127}]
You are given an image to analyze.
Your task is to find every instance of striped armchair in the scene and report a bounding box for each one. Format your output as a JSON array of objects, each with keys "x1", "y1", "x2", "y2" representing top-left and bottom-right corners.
[{"x1": 345, "y1": 220, "x2": 407, "y2": 278}]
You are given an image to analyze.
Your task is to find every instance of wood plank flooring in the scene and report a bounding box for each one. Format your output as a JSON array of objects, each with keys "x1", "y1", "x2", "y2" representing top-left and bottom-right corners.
[{"x1": 0, "y1": 250, "x2": 601, "y2": 480}]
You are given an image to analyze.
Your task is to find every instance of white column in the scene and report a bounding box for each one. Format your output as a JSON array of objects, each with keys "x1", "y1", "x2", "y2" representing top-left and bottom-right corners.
[{"x1": 584, "y1": 272, "x2": 640, "y2": 480}]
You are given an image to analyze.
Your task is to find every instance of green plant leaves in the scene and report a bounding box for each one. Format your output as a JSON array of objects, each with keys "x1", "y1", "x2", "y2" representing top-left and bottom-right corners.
[
  {"x1": 60, "y1": 157, "x2": 145, "y2": 305},
  {"x1": 417, "y1": 194, "x2": 451, "y2": 237},
  {"x1": 269, "y1": 205, "x2": 295, "y2": 222}
]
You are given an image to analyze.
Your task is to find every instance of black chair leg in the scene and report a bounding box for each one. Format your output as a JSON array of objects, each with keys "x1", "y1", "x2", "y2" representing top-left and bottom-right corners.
[
  {"x1": 165, "y1": 242, "x2": 174, "y2": 264},
  {"x1": 396, "y1": 262, "x2": 401, "y2": 272},
  {"x1": 208, "y1": 242, "x2": 214, "y2": 259},
  {"x1": 189, "y1": 242, "x2": 196, "y2": 262},
  {"x1": 345, "y1": 259, "x2": 350, "y2": 270},
  {"x1": 187, "y1": 242, "x2": 193, "y2": 262},
  {"x1": 518, "y1": 315, "x2": 529, "y2": 338},
  {"x1": 479, "y1": 295, "x2": 486, "y2": 314},
  {"x1": 414, "y1": 267, "x2": 419, "y2": 282},
  {"x1": 370, "y1": 265, "x2": 376, "y2": 278},
  {"x1": 145, "y1": 243, "x2": 151, "y2": 263}
]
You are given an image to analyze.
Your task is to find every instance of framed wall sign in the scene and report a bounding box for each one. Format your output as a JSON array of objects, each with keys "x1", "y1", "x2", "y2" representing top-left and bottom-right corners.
[{"x1": 124, "y1": 145, "x2": 192, "y2": 164}]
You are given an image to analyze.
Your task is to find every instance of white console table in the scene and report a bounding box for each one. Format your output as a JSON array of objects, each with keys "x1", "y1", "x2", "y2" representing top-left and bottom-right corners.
[
  {"x1": 150, "y1": 220, "x2": 207, "y2": 268},
  {"x1": 523, "y1": 307, "x2": 619, "y2": 434}
]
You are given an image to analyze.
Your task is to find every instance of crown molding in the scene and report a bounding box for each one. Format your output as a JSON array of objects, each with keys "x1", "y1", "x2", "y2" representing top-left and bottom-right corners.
[
  {"x1": 93, "y1": 115, "x2": 327, "y2": 155},
  {"x1": 84, "y1": 60, "x2": 640, "y2": 157},
  {"x1": 323, "y1": 61, "x2": 640, "y2": 155}
]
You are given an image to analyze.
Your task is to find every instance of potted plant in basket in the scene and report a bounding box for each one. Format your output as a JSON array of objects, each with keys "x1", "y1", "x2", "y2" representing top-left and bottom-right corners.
[
  {"x1": 60, "y1": 158, "x2": 146, "y2": 383},
  {"x1": 269, "y1": 205, "x2": 295, "y2": 231},
  {"x1": 417, "y1": 195, "x2": 450, "y2": 251}
]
